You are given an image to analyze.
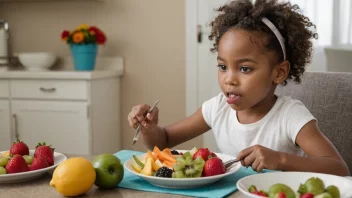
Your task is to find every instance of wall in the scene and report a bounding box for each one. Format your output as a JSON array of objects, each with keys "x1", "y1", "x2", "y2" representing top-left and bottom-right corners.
[{"x1": 0, "y1": 0, "x2": 203, "y2": 152}]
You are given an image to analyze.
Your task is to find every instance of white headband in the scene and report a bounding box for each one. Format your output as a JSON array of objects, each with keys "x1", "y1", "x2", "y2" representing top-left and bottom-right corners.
[{"x1": 261, "y1": 17, "x2": 286, "y2": 60}]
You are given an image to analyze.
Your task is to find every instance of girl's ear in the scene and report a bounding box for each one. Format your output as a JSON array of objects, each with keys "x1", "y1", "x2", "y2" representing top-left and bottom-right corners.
[{"x1": 273, "y1": 60, "x2": 290, "y2": 84}]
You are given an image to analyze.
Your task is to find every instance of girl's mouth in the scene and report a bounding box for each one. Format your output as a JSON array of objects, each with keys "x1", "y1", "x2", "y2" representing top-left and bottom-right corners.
[{"x1": 226, "y1": 93, "x2": 241, "y2": 104}]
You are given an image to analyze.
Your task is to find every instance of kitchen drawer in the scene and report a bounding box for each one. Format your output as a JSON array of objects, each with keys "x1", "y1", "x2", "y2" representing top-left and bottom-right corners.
[
  {"x1": 0, "y1": 80, "x2": 9, "y2": 98},
  {"x1": 10, "y1": 79, "x2": 88, "y2": 100}
]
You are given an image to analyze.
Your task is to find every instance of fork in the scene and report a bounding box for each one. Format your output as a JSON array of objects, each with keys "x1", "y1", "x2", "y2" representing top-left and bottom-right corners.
[{"x1": 224, "y1": 159, "x2": 241, "y2": 170}]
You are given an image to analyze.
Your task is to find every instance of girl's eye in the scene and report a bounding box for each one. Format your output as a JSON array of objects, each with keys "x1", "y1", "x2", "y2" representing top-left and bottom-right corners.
[
  {"x1": 240, "y1": 66, "x2": 252, "y2": 73},
  {"x1": 217, "y1": 65, "x2": 227, "y2": 71}
]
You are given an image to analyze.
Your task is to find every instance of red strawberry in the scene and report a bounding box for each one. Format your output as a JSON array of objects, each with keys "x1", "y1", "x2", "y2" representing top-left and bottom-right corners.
[
  {"x1": 29, "y1": 157, "x2": 49, "y2": 171},
  {"x1": 10, "y1": 140, "x2": 29, "y2": 156},
  {"x1": 257, "y1": 190, "x2": 267, "y2": 197},
  {"x1": 202, "y1": 157, "x2": 226, "y2": 177},
  {"x1": 193, "y1": 148, "x2": 212, "y2": 161},
  {"x1": 300, "y1": 193, "x2": 314, "y2": 198},
  {"x1": 6, "y1": 155, "x2": 29, "y2": 174},
  {"x1": 34, "y1": 142, "x2": 55, "y2": 166},
  {"x1": 275, "y1": 192, "x2": 286, "y2": 198}
]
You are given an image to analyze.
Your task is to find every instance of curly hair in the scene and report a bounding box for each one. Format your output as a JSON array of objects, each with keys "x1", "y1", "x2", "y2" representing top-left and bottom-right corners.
[{"x1": 208, "y1": 0, "x2": 318, "y2": 85}]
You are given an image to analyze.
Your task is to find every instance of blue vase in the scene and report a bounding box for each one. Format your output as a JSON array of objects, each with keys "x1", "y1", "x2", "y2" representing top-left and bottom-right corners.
[{"x1": 70, "y1": 43, "x2": 98, "y2": 71}]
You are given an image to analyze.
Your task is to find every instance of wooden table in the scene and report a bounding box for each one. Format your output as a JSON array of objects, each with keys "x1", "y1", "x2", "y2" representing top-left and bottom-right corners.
[{"x1": 1, "y1": 154, "x2": 242, "y2": 198}]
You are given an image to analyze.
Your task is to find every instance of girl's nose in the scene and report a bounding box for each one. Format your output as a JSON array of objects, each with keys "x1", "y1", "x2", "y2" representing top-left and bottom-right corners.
[{"x1": 225, "y1": 71, "x2": 239, "y2": 86}]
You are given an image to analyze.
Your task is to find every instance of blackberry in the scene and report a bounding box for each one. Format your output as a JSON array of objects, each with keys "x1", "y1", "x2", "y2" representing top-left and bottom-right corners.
[
  {"x1": 155, "y1": 167, "x2": 172, "y2": 178},
  {"x1": 171, "y1": 150, "x2": 179, "y2": 155}
]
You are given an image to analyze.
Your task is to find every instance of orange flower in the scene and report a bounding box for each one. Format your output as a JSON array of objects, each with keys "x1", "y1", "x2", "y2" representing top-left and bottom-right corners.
[{"x1": 73, "y1": 32, "x2": 84, "y2": 43}]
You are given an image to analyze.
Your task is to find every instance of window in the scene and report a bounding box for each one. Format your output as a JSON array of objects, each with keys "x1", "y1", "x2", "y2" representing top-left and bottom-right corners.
[
  {"x1": 289, "y1": 0, "x2": 333, "y2": 46},
  {"x1": 289, "y1": 0, "x2": 351, "y2": 46},
  {"x1": 340, "y1": 0, "x2": 352, "y2": 44}
]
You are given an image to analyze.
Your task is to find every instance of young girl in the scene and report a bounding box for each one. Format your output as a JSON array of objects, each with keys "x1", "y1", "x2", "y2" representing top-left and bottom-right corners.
[{"x1": 127, "y1": 0, "x2": 350, "y2": 176}]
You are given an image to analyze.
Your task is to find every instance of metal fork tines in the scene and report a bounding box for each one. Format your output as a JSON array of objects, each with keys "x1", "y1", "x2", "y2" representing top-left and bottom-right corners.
[{"x1": 224, "y1": 159, "x2": 241, "y2": 169}]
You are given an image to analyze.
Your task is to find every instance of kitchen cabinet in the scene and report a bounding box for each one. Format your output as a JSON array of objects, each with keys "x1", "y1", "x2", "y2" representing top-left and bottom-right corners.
[
  {"x1": 0, "y1": 100, "x2": 11, "y2": 151},
  {"x1": 11, "y1": 100, "x2": 89, "y2": 155},
  {"x1": 0, "y1": 57, "x2": 123, "y2": 155}
]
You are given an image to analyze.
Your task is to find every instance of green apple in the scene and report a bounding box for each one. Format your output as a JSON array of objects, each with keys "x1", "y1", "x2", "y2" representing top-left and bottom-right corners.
[
  {"x1": 23, "y1": 155, "x2": 33, "y2": 164},
  {"x1": 0, "y1": 166, "x2": 6, "y2": 174},
  {"x1": 0, "y1": 157, "x2": 9, "y2": 167},
  {"x1": 92, "y1": 153, "x2": 124, "y2": 189}
]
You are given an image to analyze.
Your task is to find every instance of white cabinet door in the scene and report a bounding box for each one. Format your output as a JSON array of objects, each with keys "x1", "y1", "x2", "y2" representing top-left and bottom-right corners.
[
  {"x1": 0, "y1": 100, "x2": 11, "y2": 151},
  {"x1": 11, "y1": 100, "x2": 90, "y2": 155}
]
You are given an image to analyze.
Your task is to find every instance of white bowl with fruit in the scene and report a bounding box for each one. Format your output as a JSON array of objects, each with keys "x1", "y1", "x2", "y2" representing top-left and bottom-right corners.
[
  {"x1": 124, "y1": 146, "x2": 242, "y2": 189},
  {"x1": 0, "y1": 140, "x2": 66, "y2": 184},
  {"x1": 236, "y1": 171, "x2": 352, "y2": 198}
]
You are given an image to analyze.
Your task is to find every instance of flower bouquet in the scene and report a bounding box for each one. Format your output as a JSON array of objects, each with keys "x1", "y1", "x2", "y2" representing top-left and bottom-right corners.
[{"x1": 61, "y1": 24, "x2": 107, "y2": 71}]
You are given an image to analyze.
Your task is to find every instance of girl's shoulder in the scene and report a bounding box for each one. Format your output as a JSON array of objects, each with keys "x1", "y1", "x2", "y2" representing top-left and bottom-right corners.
[
  {"x1": 276, "y1": 94, "x2": 314, "y2": 118},
  {"x1": 278, "y1": 95, "x2": 307, "y2": 109}
]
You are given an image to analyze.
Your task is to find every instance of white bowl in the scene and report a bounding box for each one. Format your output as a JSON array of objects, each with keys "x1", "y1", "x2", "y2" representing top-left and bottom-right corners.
[
  {"x1": 236, "y1": 171, "x2": 352, "y2": 198},
  {"x1": 124, "y1": 150, "x2": 242, "y2": 189},
  {"x1": 18, "y1": 52, "x2": 57, "y2": 71}
]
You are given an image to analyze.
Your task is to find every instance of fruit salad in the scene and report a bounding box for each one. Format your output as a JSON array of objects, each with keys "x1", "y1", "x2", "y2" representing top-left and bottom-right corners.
[
  {"x1": 248, "y1": 177, "x2": 340, "y2": 198},
  {"x1": 131, "y1": 146, "x2": 227, "y2": 178},
  {"x1": 0, "y1": 140, "x2": 55, "y2": 175}
]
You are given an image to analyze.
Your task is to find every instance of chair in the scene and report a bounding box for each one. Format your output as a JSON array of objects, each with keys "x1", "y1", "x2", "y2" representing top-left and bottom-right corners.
[{"x1": 275, "y1": 71, "x2": 352, "y2": 174}]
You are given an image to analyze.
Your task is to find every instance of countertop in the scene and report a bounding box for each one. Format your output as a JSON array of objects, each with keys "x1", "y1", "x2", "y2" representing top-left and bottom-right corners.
[
  {"x1": 0, "y1": 154, "x2": 242, "y2": 198},
  {"x1": 0, "y1": 69, "x2": 123, "y2": 80},
  {"x1": 0, "y1": 56, "x2": 124, "y2": 80}
]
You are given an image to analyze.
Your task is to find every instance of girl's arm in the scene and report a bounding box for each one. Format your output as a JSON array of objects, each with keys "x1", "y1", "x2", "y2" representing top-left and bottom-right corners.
[
  {"x1": 279, "y1": 120, "x2": 350, "y2": 176},
  {"x1": 237, "y1": 120, "x2": 350, "y2": 176},
  {"x1": 140, "y1": 108, "x2": 211, "y2": 150}
]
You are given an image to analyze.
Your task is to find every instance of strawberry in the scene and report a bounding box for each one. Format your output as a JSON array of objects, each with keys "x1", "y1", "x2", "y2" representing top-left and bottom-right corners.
[
  {"x1": 6, "y1": 155, "x2": 29, "y2": 174},
  {"x1": 257, "y1": 190, "x2": 268, "y2": 197},
  {"x1": 193, "y1": 148, "x2": 212, "y2": 161},
  {"x1": 202, "y1": 157, "x2": 226, "y2": 177},
  {"x1": 29, "y1": 157, "x2": 49, "y2": 171},
  {"x1": 275, "y1": 192, "x2": 286, "y2": 198},
  {"x1": 34, "y1": 142, "x2": 55, "y2": 166},
  {"x1": 300, "y1": 193, "x2": 314, "y2": 198},
  {"x1": 10, "y1": 140, "x2": 29, "y2": 156}
]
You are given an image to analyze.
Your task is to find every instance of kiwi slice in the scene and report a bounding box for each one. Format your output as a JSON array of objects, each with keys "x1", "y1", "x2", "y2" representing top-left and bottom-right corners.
[{"x1": 173, "y1": 155, "x2": 205, "y2": 178}]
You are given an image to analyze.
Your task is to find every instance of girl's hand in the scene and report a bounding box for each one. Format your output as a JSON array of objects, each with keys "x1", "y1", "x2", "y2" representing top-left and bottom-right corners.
[
  {"x1": 127, "y1": 104, "x2": 159, "y2": 133},
  {"x1": 236, "y1": 145, "x2": 284, "y2": 172}
]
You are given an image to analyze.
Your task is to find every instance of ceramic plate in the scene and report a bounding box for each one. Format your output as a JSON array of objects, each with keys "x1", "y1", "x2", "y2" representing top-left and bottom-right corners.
[
  {"x1": 124, "y1": 150, "x2": 242, "y2": 189},
  {"x1": 0, "y1": 150, "x2": 67, "y2": 184},
  {"x1": 236, "y1": 171, "x2": 352, "y2": 198}
]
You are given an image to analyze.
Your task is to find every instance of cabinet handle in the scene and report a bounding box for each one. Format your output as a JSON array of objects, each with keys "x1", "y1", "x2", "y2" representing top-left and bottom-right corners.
[
  {"x1": 39, "y1": 87, "x2": 56, "y2": 92},
  {"x1": 12, "y1": 114, "x2": 19, "y2": 141}
]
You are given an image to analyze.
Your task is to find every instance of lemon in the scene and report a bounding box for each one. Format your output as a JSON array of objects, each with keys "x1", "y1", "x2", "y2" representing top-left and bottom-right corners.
[{"x1": 50, "y1": 157, "x2": 96, "y2": 197}]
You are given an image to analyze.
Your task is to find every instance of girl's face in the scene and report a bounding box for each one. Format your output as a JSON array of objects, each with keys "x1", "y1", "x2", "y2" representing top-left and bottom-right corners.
[{"x1": 217, "y1": 29, "x2": 278, "y2": 111}]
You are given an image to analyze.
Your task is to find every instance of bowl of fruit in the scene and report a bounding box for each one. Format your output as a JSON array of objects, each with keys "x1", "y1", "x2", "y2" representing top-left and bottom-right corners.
[
  {"x1": 124, "y1": 146, "x2": 242, "y2": 189},
  {"x1": 0, "y1": 140, "x2": 67, "y2": 184},
  {"x1": 236, "y1": 171, "x2": 352, "y2": 198}
]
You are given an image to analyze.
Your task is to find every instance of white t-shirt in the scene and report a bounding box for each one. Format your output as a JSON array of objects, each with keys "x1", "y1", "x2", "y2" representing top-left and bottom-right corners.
[{"x1": 201, "y1": 93, "x2": 316, "y2": 157}]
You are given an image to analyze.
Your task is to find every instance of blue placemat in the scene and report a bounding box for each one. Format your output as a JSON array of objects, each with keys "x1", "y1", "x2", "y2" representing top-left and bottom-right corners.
[{"x1": 114, "y1": 150, "x2": 270, "y2": 198}]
